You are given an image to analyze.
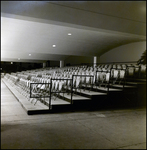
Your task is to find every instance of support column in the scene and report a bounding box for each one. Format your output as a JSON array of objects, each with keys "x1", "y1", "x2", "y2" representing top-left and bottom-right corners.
[
  {"x1": 60, "y1": 60, "x2": 64, "y2": 68},
  {"x1": 93, "y1": 56, "x2": 97, "y2": 67},
  {"x1": 43, "y1": 62, "x2": 46, "y2": 68}
]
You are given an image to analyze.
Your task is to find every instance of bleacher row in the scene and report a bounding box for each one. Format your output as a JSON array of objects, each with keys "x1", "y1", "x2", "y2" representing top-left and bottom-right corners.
[{"x1": 2, "y1": 63, "x2": 146, "y2": 110}]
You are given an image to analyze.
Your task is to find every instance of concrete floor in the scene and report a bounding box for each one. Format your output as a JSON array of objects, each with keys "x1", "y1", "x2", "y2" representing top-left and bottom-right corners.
[{"x1": 1, "y1": 80, "x2": 146, "y2": 149}]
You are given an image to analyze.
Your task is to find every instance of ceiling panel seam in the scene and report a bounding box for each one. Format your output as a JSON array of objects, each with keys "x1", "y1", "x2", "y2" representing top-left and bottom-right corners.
[{"x1": 49, "y1": 2, "x2": 146, "y2": 24}]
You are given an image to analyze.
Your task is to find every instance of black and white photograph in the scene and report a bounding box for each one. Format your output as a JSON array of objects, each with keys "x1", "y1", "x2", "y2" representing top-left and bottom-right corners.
[{"x1": 1, "y1": 1, "x2": 146, "y2": 149}]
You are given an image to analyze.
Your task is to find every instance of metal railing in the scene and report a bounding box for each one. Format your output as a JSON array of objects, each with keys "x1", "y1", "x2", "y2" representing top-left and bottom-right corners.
[
  {"x1": 30, "y1": 83, "x2": 51, "y2": 108},
  {"x1": 50, "y1": 78, "x2": 73, "y2": 105},
  {"x1": 29, "y1": 75, "x2": 95, "y2": 109},
  {"x1": 95, "y1": 67, "x2": 127, "y2": 94}
]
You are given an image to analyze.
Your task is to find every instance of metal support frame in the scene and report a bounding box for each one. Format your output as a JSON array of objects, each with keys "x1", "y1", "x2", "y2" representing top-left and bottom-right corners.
[
  {"x1": 51, "y1": 78, "x2": 73, "y2": 109},
  {"x1": 96, "y1": 67, "x2": 127, "y2": 94},
  {"x1": 30, "y1": 82, "x2": 51, "y2": 109},
  {"x1": 95, "y1": 70, "x2": 110, "y2": 93},
  {"x1": 72, "y1": 74, "x2": 94, "y2": 93}
]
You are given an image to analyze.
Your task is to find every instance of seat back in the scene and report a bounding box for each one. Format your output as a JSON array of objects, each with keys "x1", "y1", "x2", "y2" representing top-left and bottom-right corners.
[
  {"x1": 127, "y1": 67, "x2": 134, "y2": 76},
  {"x1": 105, "y1": 72, "x2": 110, "y2": 82},
  {"x1": 119, "y1": 70, "x2": 125, "y2": 79}
]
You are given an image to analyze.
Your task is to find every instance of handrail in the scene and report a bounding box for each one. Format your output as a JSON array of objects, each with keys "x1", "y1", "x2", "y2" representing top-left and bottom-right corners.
[
  {"x1": 96, "y1": 69, "x2": 111, "y2": 94},
  {"x1": 110, "y1": 68, "x2": 127, "y2": 91},
  {"x1": 50, "y1": 78, "x2": 73, "y2": 105},
  {"x1": 30, "y1": 83, "x2": 51, "y2": 109},
  {"x1": 72, "y1": 74, "x2": 94, "y2": 91},
  {"x1": 95, "y1": 67, "x2": 127, "y2": 94},
  {"x1": 30, "y1": 74, "x2": 95, "y2": 110}
]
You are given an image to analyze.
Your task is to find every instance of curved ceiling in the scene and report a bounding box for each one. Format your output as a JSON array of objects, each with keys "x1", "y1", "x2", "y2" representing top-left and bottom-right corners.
[{"x1": 1, "y1": 1, "x2": 146, "y2": 63}]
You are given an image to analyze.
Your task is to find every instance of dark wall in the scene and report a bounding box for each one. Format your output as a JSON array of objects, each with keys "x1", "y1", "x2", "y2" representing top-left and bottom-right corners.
[{"x1": 1, "y1": 62, "x2": 42, "y2": 73}]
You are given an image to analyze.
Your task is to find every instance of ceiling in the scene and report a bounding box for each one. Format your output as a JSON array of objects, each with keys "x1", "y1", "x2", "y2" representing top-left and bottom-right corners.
[{"x1": 1, "y1": 1, "x2": 146, "y2": 63}]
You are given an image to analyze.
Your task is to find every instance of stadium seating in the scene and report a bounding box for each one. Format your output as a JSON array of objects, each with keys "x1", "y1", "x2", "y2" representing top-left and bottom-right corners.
[{"x1": 3, "y1": 62, "x2": 146, "y2": 109}]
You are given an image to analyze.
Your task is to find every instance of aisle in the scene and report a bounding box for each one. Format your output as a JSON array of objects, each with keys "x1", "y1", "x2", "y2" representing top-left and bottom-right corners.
[{"x1": 1, "y1": 80, "x2": 27, "y2": 118}]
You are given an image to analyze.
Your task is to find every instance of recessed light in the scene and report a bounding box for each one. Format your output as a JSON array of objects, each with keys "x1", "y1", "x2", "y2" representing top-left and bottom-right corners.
[
  {"x1": 29, "y1": 54, "x2": 31, "y2": 56},
  {"x1": 52, "y1": 45, "x2": 56, "y2": 47},
  {"x1": 68, "y1": 33, "x2": 72, "y2": 35}
]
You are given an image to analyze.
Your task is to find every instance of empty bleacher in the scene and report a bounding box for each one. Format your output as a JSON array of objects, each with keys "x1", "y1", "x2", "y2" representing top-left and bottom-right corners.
[{"x1": 2, "y1": 62, "x2": 146, "y2": 114}]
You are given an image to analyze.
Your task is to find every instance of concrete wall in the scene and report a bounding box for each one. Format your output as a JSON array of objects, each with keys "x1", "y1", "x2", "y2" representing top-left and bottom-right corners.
[
  {"x1": 100, "y1": 41, "x2": 146, "y2": 63},
  {"x1": 50, "y1": 61, "x2": 60, "y2": 67},
  {"x1": 64, "y1": 56, "x2": 94, "y2": 66}
]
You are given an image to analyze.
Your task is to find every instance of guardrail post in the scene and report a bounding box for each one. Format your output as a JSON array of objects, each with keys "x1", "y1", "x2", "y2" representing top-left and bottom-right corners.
[
  {"x1": 71, "y1": 75, "x2": 74, "y2": 111},
  {"x1": 49, "y1": 78, "x2": 52, "y2": 110}
]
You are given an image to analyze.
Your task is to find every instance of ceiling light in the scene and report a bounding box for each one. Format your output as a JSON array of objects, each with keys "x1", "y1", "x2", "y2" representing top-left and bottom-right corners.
[
  {"x1": 52, "y1": 45, "x2": 56, "y2": 47},
  {"x1": 29, "y1": 54, "x2": 31, "y2": 56},
  {"x1": 68, "y1": 33, "x2": 72, "y2": 35}
]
